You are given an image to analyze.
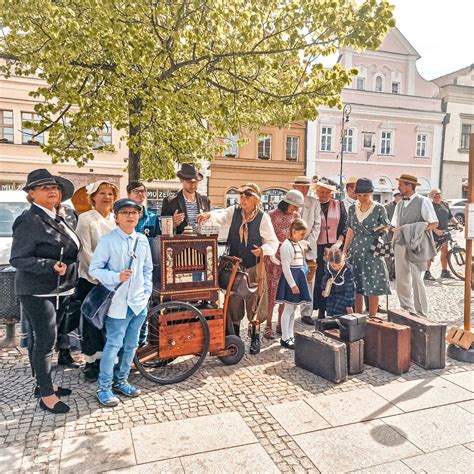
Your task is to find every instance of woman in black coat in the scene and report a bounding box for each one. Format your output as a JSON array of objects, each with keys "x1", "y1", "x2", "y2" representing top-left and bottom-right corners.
[{"x1": 10, "y1": 169, "x2": 80, "y2": 414}]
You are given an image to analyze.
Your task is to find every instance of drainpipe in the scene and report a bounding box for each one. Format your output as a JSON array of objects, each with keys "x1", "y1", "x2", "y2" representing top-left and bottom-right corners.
[
  {"x1": 439, "y1": 111, "x2": 450, "y2": 190},
  {"x1": 304, "y1": 120, "x2": 308, "y2": 176}
]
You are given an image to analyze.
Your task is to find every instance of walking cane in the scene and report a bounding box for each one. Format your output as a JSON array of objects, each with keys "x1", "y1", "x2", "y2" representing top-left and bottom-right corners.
[{"x1": 56, "y1": 247, "x2": 64, "y2": 311}]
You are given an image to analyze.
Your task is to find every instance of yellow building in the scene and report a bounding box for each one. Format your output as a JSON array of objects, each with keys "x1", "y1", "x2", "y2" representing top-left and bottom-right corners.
[{"x1": 208, "y1": 122, "x2": 306, "y2": 209}]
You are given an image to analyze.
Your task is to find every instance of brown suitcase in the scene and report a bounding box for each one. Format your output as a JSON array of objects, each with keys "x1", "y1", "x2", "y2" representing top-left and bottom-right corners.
[
  {"x1": 325, "y1": 329, "x2": 364, "y2": 375},
  {"x1": 388, "y1": 308, "x2": 446, "y2": 369},
  {"x1": 365, "y1": 317, "x2": 411, "y2": 374}
]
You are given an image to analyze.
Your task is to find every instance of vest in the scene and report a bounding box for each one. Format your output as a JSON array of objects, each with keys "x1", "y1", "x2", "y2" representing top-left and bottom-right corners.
[
  {"x1": 397, "y1": 194, "x2": 424, "y2": 226},
  {"x1": 227, "y1": 206, "x2": 263, "y2": 269}
]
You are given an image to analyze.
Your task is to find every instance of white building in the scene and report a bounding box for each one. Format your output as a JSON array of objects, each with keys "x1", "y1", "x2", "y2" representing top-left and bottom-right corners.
[{"x1": 432, "y1": 64, "x2": 474, "y2": 199}]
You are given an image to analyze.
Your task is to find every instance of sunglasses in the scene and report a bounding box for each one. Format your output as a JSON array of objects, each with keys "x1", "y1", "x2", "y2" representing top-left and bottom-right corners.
[{"x1": 240, "y1": 191, "x2": 254, "y2": 198}]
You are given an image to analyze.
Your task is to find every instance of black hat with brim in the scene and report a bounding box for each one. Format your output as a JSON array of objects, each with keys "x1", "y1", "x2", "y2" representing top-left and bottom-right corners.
[
  {"x1": 355, "y1": 178, "x2": 374, "y2": 194},
  {"x1": 176, "y1": 163, "x2": 203, "y2": 181},
  {"x1": 23, "y1": 168, "x2": 74, "y2": 202}
]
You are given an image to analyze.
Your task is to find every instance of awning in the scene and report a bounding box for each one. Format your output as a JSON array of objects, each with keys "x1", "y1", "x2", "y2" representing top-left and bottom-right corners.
[
  {"x1": 418, "y1": 177, "x2": 431, "y2": 193},
  {"x1": 373, "y1": 176, "x2": 393, "y2": 192}
]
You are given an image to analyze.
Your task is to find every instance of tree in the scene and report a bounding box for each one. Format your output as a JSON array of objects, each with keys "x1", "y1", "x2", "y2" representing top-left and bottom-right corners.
[{"x1": 0, "y1": 0, "x2": 394, "y2": 181}]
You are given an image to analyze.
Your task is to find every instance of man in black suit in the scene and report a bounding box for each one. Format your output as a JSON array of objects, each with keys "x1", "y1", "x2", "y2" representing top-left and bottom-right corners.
[
  {"x1": 161, "y1": 164, "x2": 211, "y2": 234},
  {"x1": 10, "y1": 169, "x2": 80, "y2": 414}
]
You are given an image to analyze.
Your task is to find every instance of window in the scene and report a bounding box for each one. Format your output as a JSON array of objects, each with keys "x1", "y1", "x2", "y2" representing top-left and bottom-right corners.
[
  {"x1": 356, "y1": 77, "x2": 365, "y2": 90},
  {"x1": 224, "y1": 133, "x2": 239, "y2": 158},
  {"x1": 21, "y1": 112, "x2": 44, "y2": 145},
  {"x1": 93, "y1": 121, "x2": 112, "y2": 149},
  {"x1": 342, "y1": 128, "x2": 354, "y2": 153},
  {"x1": 375, "y1": 76, "x2": 383, "y2": 92},
  {"x1": 363, "y1": 133, "x2": 373, "y2": 148},
  {"x1": 320, "y1": 126, "x2": 333, "y2": 151},
  {"x1": 0, "y1": 110, "x2": 14, "y2": 143},
  {"x1": 380, "y1": 131, "x2": 392, "y2": 155},
  {"x1": 391, "y1": 82, "x2": 400, "y2": 94},
  {"x1": 416, "y1": 133, "x2": 428, "y2": 157},
  {"x1": 461, "y1": 124, "x2": 472, "y2": 149},
  {"x1": 285, "y1": 136, "x2": 299, "y2": 161},
  {"x1": 258, "y1": 135, "x2": 271, "y2": 159}
]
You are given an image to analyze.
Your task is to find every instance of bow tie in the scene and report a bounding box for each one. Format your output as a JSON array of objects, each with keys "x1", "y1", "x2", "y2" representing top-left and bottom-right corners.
[{"x1": 402, "y1": 197, "x2": 410, "y2": 201}]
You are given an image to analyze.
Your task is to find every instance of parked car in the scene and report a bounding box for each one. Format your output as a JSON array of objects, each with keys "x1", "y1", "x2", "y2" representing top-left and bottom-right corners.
[{"x1": 447, "y1": 198, "x2": 467, "y2": 225}]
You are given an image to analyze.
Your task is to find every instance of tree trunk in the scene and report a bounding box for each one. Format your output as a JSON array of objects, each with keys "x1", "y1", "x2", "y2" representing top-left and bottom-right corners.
[{"x1": 128, "y1": 96, "x2": 142, "y2": 182}]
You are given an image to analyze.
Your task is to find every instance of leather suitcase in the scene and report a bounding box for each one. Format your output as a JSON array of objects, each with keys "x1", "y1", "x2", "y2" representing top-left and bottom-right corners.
[
  {"x1": 339, "y1": 314, "x2": 367, "y2": 342},
  {"x1": 388, "y1": 309, "x2": 446, "y2": 369},
  {"x1": 294, "y1": 332, "x2": 347, "y2": 383},
  {"x1": 365, "y1": 317, "x2": 411, "y2": 374},
  {"x1": 325, "y1": 329, "x2": 364, "y2": 375},
  {"x1": 314, "y1": 318, "x2": 340, "y2": 332}
]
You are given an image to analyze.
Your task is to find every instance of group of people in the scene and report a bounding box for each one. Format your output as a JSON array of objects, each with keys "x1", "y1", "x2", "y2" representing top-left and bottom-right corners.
[{"x1": 10, "y1": 163, "x2": 461, "y2": 413}]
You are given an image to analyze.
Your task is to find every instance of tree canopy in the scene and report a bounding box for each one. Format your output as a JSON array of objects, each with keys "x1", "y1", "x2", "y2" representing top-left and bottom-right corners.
[{"x1": 0, "y1": 0, "x2": 395, "y2": 180}]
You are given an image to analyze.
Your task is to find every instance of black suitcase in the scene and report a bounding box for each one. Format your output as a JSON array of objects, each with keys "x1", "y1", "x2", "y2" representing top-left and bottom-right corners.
[
  {"x1": 314, "y1": 318, "x2": 340, "y2": 332},
  {"x1": 388, "y1": 308, "x2": 446, "y2": 369},
  {"x1": 294, "y1": 332, "x2": 347, "y2": 383},
  {"x1": 339, "y1": 313, "x2": 367, "y2": 342},
  {"x1": 325, "y1": 329, "x2": 365, "y2": 375}
]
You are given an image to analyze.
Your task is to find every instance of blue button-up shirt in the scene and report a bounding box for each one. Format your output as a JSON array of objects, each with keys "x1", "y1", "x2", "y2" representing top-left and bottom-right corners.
[{"x1": 89, "y1": 227, "x2": 153, "y2": 319}]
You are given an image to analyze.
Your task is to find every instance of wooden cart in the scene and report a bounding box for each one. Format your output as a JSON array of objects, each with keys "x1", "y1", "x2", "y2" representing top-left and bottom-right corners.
[{"x1": 134, "y1": 233, "x2": 245, "y2": 384}]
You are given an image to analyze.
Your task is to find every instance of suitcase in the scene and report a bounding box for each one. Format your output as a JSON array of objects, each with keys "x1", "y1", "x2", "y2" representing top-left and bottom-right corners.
[
  {"x1": 325, "y1": 329, "x2": 364, "y2": 375},
  {"x1": 339, "y1": 313, "x2": 367, "y2": 342},
  {"x1": 294, "y1": 332, "x2": 347, "y2": 383},
  {"x1": 314, "y1": 318, "x2": 340, "y2": 332},
  {"x1": 388, "y1": 309, "x2": 446, "y2": 369},
  {"x1": 365, "y1": 317, "x2": 411, "y2": 374}
]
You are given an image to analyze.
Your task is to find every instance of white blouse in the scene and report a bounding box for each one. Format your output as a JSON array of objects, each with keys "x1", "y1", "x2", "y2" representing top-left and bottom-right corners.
[{"x1": 75, "y1": 209, "x2": 116, "y2": 283}]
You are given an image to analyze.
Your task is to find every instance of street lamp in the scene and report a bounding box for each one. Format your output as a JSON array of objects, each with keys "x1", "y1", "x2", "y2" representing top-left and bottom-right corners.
[{"x1": 339, "y1": 103, "x2": 352, "y2": 200}]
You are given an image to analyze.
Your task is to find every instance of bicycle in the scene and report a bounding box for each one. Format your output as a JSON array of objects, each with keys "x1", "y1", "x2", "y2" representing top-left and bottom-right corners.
[{"x1": 435, "y1": 227, "x2": 466, "y2": 281}]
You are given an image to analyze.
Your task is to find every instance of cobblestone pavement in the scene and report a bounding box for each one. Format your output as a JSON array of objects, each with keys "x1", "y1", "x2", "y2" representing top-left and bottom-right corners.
[{"x1": 0, "y1": 257, "x2": 472, "y2": 472}]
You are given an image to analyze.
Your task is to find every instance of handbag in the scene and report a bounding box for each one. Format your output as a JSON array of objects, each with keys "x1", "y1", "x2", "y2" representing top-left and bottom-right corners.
[
  {"x1": 218, "y1": 256, "x2": 258, "y2": 301},
  {"x1": 370, "y1": 237, "x2": 394, "y2": 258},
  {"x1": 81, "y1": 239, "x2": 139, "y2": 330}
]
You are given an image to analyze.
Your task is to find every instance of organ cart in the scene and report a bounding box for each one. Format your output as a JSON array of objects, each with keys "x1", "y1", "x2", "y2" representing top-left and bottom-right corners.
[{"x1": 133, "y1": 232, "x2": 246, "y2": 384}]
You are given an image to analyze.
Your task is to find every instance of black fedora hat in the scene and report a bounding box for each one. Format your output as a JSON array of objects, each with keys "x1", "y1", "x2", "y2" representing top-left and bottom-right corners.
[
  {"x1": 176, "y1": 163, "x2": 203, "y2": 181},
  {"x1": 23, "y1": 168, "x2": 74, "y2": 202},
  {"x1": 355, "y1": 178, "x2": 374, "y2": 194}
]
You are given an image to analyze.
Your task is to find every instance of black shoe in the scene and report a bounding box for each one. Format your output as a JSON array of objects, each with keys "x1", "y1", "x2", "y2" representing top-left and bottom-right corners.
[
  {"x1": 317, "y1": 309, "x2": 326, "y2": 319},
  {"x1": 301, "y1": 316, "x2": 315, "y2": 325},
  {"x1": 424, "y1": 271, "x2": 436, "y2": 281},
  {"x1": 39, "y1": 399, "x2": 70, "y2": 414},
  {"x1": 58, "y1": 349, "x2": 80, "y2": 369},
  {"x1": 441, "y1": 270, "x2": 455, "y2": 279},
  {"x1": 34, "y1": 386, "x2": 72, "y2": 398},
  {"x1": 83, "y1": 361, "x2": 99, "y2": 381},
  {"x1": 249, "y1": 325, "x2": 261, "y2": 355},
  {"x1": 280, "y1": 338, "x2": 295, "y2": 350}
]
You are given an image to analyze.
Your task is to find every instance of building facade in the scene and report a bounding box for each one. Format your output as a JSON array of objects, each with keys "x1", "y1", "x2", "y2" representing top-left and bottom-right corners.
[
  {"x1": 208, "y1": 122, "x2": 306, "y2": 209},
  {"x1": 432, "y1": 64, "x2": 473, "y2": 199},
  {"x1": 307, "y1": 28, "x2": 445, "y2": 202}
]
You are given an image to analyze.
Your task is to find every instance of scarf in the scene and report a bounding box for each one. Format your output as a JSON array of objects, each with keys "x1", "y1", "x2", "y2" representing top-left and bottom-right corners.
[{"x1": 239, "y1": 206, "x2": 259, "y2": 246}]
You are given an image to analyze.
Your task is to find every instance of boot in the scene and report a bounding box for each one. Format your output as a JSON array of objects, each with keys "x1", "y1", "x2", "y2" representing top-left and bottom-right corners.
[
  {"x1": 83, "y1": 360, "x2": 100, "y2": 381},
  {"x1": 233, "y1": 324, "x2": 240, "y2": 338},
  {"x1": 249, "y1": 322, "x2": 261, "y2": 355},
  {"x1": 317, "y1": 309, "x2": 326, "y2": 319},
  {"x1": 58, "y1": 349, "x2": 80, "y2": 369}
]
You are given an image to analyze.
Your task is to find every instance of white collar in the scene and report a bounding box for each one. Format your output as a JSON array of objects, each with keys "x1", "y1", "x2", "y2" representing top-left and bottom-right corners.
[{"x1": 34, "y1": 203, "x2": 56, "y2": 219}]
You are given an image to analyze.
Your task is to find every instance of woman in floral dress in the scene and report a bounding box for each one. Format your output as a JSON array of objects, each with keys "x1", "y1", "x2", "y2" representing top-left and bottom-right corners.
[
  {"x1": 264, "y1": 190, "x2": 303, "y2": 338},
  {"x1": 342, "y1": 178, "x2": 391, "y2": 317}
]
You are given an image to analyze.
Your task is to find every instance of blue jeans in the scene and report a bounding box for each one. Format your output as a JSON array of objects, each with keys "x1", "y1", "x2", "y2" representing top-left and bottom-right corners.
[{"x1": 98, "y1": 307, "x2": 147, "y2": 390}]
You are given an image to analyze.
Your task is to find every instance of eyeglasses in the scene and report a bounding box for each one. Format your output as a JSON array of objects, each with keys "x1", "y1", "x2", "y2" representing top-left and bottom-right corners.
[
  {"x1": 118, "y1": 210, "x2": 139, "y2": 216},
  {"x1": 240, "y1": 191, "x2": 254, "y2": 198},
  {"x1": 131, "y1": 189, "x2": 146, "y2": 194}
]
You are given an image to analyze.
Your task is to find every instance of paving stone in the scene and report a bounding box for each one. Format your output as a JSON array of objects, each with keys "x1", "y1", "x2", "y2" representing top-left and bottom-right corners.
[
  {"x1": 402, "y1": 445, "x2": 474, "y2": 473},
  {"x1": 131, "y1": 412, "x2": 256, "y2": 464},
  {"x1": 442, "y1": 371, "x2": 474, "y2": 392},
  {"x1": 60, "y1": 429, "x2": 136, "y2": 473},
  {"x1": 104, "y1": 458, "x2": 184, "y2": 473},
  {"x1": 457, "y1": 399, "x2": 474, "y2": 414},
  {"x1": 464, "y1": 442, "x2": 474, "y2": 452},
  {"x1": 372, "y1": 376, "x2": 472, "y2": 412},
  {"x1": 180, "y1": 443, "x2": 279, "y2": 473},
  {"x1": 305, "y1": 388, "x2": 402, "y2": 426},
  {"x1": 294, "y1": 419, "x2": 421, "y2": 473},
  {"x1": 384, "y1": 404, "x2": 474, "y2": 452},
  {"x1": 0, "y1": 444, "x2": 24, "y2": 471},
  {"x1": 266, "y1": 400, "x2": 330, "y2": 435},
  {"x1": 350, "y1": 460, "x2": 414, "y2": 473}
]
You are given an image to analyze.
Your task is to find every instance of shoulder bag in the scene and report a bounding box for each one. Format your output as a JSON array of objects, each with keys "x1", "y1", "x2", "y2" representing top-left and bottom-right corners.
[{"x1": 81, "y1": 238, "x2": 139, "y2": 330}]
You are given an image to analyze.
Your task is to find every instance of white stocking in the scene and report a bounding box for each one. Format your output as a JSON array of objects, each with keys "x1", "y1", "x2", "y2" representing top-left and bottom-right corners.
[{"x1": 281, "y1": 304, "x2": 297, "y2": 341}]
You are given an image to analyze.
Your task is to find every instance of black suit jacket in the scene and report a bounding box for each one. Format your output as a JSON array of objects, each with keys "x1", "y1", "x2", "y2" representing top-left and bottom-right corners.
[
  {"x1": 10, "y1": 205, "x2": 80, "y2": 296},
  {"x1": 161, "y1": 190, "x2": 211, "y2": 234}
]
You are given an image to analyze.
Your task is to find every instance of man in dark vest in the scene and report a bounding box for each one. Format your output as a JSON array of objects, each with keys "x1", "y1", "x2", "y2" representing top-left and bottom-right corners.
[
  {"x1": 161, "y1": 164, "x2": 211, "y2": 234},
  {"x1": 391, "y1": 174, "x2": 438, "y2": 317}
]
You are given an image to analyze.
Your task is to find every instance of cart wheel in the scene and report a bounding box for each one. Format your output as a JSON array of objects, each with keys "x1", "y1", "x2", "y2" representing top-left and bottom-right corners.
[
  {"x1": 133, "y1": 301, "x2": 210, "y2": 384},
  {"x1": 218, "y1": 335, "x2": 245, "y2": 366}
]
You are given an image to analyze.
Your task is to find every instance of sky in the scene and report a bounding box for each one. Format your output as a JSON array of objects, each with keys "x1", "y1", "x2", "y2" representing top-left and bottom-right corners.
[{"x1": 388, "y1": 0, "x2": 473, "y2": 79}]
